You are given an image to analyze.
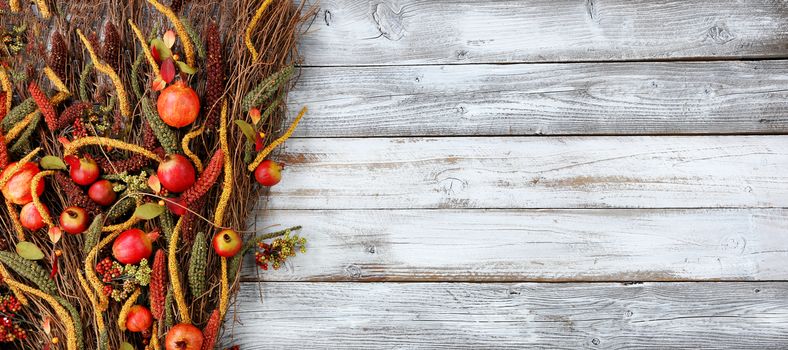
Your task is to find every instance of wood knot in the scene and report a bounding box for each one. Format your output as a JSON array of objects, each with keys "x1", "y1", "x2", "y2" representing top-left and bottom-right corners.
[
  {"x1": 437, "y1": 177, "x2": 468, "y2": 195},
  {"x1": 706, "y1": 23, "x2": 735, "y2": 44},
  {"x1": 345, "y1": 264, "x2": 362, "y2": 279},
  {"x1": 372, "y1": 3, "x2": 406, "y2": 41}
]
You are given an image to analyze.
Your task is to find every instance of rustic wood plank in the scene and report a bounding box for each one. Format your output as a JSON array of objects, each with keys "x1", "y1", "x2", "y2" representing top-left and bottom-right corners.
[
  {"x1": 298, "y1": 0, "x2": 788, "y2": 66},
  {"x1": 242, "y1": 209, "x2": 788, "y2": 282},
  {"x1": 264, "y1": 136, "x2": 788, "y2": 209},
  {"x1": 224, "y1": 282, "x2": 788, "y2": 349},
  {"x1": 287, "y1": 61, "x2": 788, "y2": 137}
]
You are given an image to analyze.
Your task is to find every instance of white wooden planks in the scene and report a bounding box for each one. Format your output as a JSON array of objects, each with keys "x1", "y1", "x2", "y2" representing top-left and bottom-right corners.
[
  {"x1": 243, "y1": 209, "x2": 788, "y2": 282},
  {"x1": 287, "y1": 61, "x2": 788, "y2": 137},
  {"x1": 298, "y1": 0, "x2": 788, "y2": 66},
  {"x1": 225, "y1": 282, "x2": 788, "y2": 349},
  {"x1": 264, "y1": 136, "x2": 788, "y2": 209}
]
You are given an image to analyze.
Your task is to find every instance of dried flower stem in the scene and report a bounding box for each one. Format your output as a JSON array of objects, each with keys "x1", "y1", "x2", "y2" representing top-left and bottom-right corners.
[
  {"x1": 168, "y1": 217, "x2": 191, "y2": 324},
  {"x1": 117, "y1": 288, "x2": 142, "y2": 331},
  {"x1": 77, "y1": 272, "x2": 106, "y2": 348},
  {"x1": 0, "y1": 273, "x2": 77, "y2": 350},
  {"x1": 30, "y1": 170, "x2": 55, "y2": 227},
  {"x1": 145, "y1": 0, "x2": 196, "y2": 67},
  {"x1": 247, "y1": 106, "x2": 306, "y2": 171},
  {"x1": 4, "y1": 198, "x2": 23, "y2": 241},
  {"x1": 0, "y1": 68, "x2": 12, "y2": 116},
  {"x1": 76, "y1": 30, "x2": 131, "y2": 116},
  {"x1": 5, "y1": 111, "x2": 39, "y2": 142},
  {"x1": 182, "y1": 125, "x2": 205, "y2": 172},
  {"x1": 245, "y1": 0, "x2": 274, "y2": 61},
  {"x1": 65, "y1": 137, "x2": 163, "y2": 162},
  {"x1": 128, "y1": 20, "x2": 161, "y2": 77}
]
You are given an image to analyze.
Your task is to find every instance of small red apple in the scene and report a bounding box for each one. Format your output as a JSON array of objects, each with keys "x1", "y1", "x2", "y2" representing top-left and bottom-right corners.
[
  {"x1": 1, "y1": 162, "x2": 45, "y2": 205},
  {"x1": 212, "y1": 229, "x2": 242, "y2": 257},
  {"x1": 64, "y1": 156, "x2": 100, "y2": 186},
  {"x1": 112, "y1": 228, "x2": 158, "y2": 264},
  {"x1": 165, "y1": 323, "x2": 204, "y2": 350},
  {"x1": 20, "y1": 202, "x2": 48, "y2": 231},
  {"x1": 157, "y1": 154, "x2": 196, "y2": 193},
  {"x1": 126, "y1": 305, "x2": 153, "y2": 332},
  {"x1": 59, "y1": 206, "x2": 89, "y2": 234},
  {"x1": 88, "y1": 179, "x2": 117, "y2": 206},
  {"x1": 157, "y1": 81, "x2": 200, "y2": 128},
  {"x1": 254, "y1": 160, "x2": 283, "y2": 186}
]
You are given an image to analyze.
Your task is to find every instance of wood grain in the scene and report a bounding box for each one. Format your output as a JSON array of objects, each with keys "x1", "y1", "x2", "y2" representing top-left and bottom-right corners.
[
  {"x1": 225, "y1": 282, "x2": 788, "y2": 349},
  {"x1": 287, "y1": 61, "x2": 788, "y2": 137},
  {"x1": 264, "y1": 136, "x2": 788, "y2": 209},
  {"x1": 298, "y1": 0, "x2": 788, "y2": 66},
  {"x1": 242, "y1": 209, "x2": 788, "y2": 282}
]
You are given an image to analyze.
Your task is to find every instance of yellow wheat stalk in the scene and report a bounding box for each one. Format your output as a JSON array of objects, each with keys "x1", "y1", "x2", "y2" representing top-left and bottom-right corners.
[
  {"x1": 247, "y1": 106, "x2": 306, "y2": 171},
  {"x1": 30, "y1": 170, "x2": 55, "y2": 227},
  {"x1": 65, "y1": 137, "x2": 163, "y2": 163},
  {"x1": 0, "y1": 263, "x2": 28, "y2": 305},
  {"x1": 0, "y1": 147, "x2": 40, "y2": 188},
  {"x1": 32, "y1": 0, "x2": 50, "y2": 18},
  {"x1": 216, "y1": 100, "x2": 232, "y2": 316},
  {"x1": 145, "y1": 0, "x2": 196, "y2": 67},
  {"x1": 9, "y1": 0, "x2": 20, "y2": 12},
  {"x1": 245, "y1": 0, "x2": 274, "y2": 61},
  {"x1": 76, "y1": 29, "x2": 131, "y2": 116},
  {"x1": 44, "y1": 67, "x2": 70, "y2": 94},
  {"x1": 5, "y1": 198, "x2": 24, "y2": 241},
  {"x1": 0, "y1": 67, "x2": 12, "y2": 116},
  {"x1": 117, "y1": 288, "x2": 142, "y2": 331},
  {"x1": 5, "y1": 111, "x2": 39, "y2": 143},
  {"x1": 182, "y1": 125, "x2": 205, "y2": 172},
  {"x1": 168, "y1": 217, "x2": 192, "y2": 323},
  {"x1": 77, "y1": 272, "x2": 106, "y2": 348},
  {"x1": 128, "y1": 20, "x2": 161, "y2": 77}
]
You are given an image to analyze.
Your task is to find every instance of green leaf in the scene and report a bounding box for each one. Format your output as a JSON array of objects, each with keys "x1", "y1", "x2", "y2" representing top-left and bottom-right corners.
[
  {"x1": 150, "y1": 38, "x2": 172, "y2": 61},
  {"x1": 235, "y1": 120, "x2": 256, "y2": 143},
  {"x1": 120, "y1": 342, "x2": 135, "y2": 350},
  {"x1": 40, "y1": 155, "x2": 66, "y2": 170},
  {"x1": 16, "y1": 241, "x2": 44, "y2": 260},
  {"x1": 134, "y1": 203, "x2": 165, "y2": 220},
  {"x1": 176, "y1": 60, "x2": 198, "y2": 75}
]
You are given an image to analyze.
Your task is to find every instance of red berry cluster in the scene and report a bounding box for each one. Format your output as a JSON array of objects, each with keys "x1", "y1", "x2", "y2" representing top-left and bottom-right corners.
[
  {"x1": 0, "y1": 295, "x2": 27, "y2": 342},
  {"x1": 254, "y1": 233, "x2": 306, "y2": 271},
  {"x1": 95, "y1": 257, "x2": 122, "y2": 283}
]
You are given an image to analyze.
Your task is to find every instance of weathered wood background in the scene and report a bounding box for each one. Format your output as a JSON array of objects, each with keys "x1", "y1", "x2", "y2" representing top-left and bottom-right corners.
[{"x1": 227, "y1": 1, "x2": 788, "y2": 348}]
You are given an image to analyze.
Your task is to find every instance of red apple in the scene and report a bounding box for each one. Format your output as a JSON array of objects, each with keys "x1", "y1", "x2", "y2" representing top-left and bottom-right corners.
[
  {"x1": 1, "y1": 162, "x2": 45, "y2": 205},
  {"x1": 20, "y1": 202, "x2": 48, "y2": 231},
  {"x1": 59, "y1": 206, "x2": 89, "y2": 234},
  {"x1": 126, "y1": 305, "x2": 153, "y2": 332},
  {"x1": 112, "y1": 228, "x2": 158, "y2": 264},
  {"x1": 212, "y1": 229, "x2": 242, "y2": 257},
  {"x1": 157, "y1": 154, "x2": 196, "y2": 193},
  {"x1": 165, "y1": 323, "x2": 204, "y2": 350},
  {"x1": 157, "y1": 81, "x2": 200, "y2": 128},
  {"x1": 64, "y1": 156, "x2": 100, "y2": 186},
  {"x1": 254, "y1": 160, "x2": 283, "y2": 186},
  {"x1": 88, "y1": 180, "x2": 117, "y2": 206}
]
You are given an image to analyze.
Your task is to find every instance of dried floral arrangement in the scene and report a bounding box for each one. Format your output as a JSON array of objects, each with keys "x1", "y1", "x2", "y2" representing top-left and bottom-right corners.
[{"x1": 0, "y1": 0, "x2": 310, "y2": 349}]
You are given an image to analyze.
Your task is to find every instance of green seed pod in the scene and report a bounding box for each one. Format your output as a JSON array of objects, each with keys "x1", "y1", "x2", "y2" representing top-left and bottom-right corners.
[
  {"x1": 188, "y1": 232, "x2": 208, "y2": 298},
  {"x1": 54, "y1": 295, "x2": 84, "y2": 350},
  {"x1": 180, "y1": 17, "x2": 206, "y2": 59},
  {"x1": 82, "y1": 214, "x2": 104, "y2": 255},
  {"x1": 98, "y1": 329, "x2": 108, "y2": 350},
  {"x1": 9, "y1": 112, "x2": 41, "y2": 155},
  {"x1": 241, "y1": 65, "x2": 294, "y2": 112},
  {"x1": 0, "y1": 251, "x2": 57, "y2": 294},
  {"x1": 260, "y1": 95, "x2": 283, "y2": 122},
  {"x1": 1, "y1": 98, "x2": 35, "y2": 130},
  {"x1": 160, "y1": 211, "x2": 174, "y2": 245},
  {"x1": 164, "y1": 287, "x2": 174, "y2": 328},
  {"x1": 141, "y1": 98, "x2": 179, "y2": 155},
  {"x1": 243, "y1": 142, "x2": 254, "y2": 165},
  {"x1": 79, "y1": 62, "x2": 94, "y2": 102},
  {"x1": 106, "y1": 194, "x2": 136, "y2": 223},
  {"x1": 130, "y1": 52, "x2": 144, "y2": 100}
]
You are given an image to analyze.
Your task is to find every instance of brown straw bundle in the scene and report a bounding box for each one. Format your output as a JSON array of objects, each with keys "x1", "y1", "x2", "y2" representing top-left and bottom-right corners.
[{"x1": 0, "y1": 1, "x2": 311, "y2": 349}]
